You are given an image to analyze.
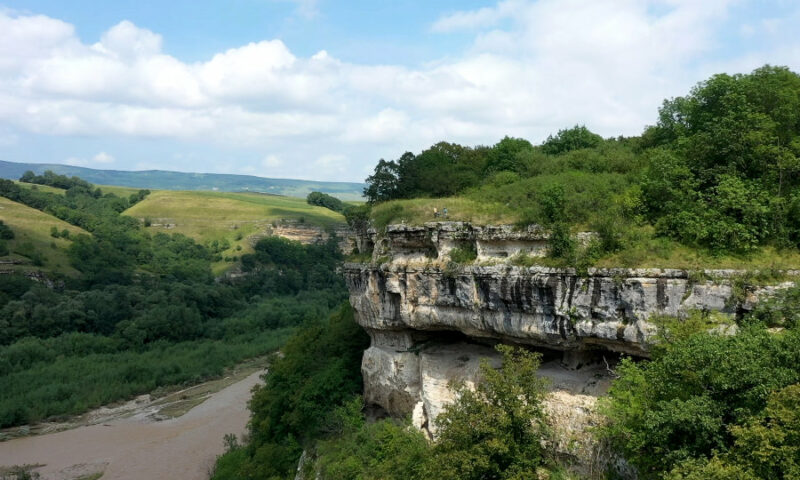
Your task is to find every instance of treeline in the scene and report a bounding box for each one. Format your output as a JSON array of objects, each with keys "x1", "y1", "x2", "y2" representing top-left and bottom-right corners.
[
  {"x1": 363, "y1": 65, "x2": 800, "y2": 255},
  {"x1": 0, "y1": 173, "x2": 348, "y2": 427},
  {"x1": 306, "y1": 191, "x2": 345, "y2": 213}
]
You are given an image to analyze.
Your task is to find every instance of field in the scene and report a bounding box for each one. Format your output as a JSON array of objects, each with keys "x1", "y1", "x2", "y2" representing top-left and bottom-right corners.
[
  {"x1": 15, "y1": 181, "x2": 146, "y2": 198},
  {"x1": 0, "y1": 197, "x2": 87, "y2": 276},
  {"x1": 13, "y1": 181, "x2": 66, "y2": 195},
  {"x1": 124, "y1": 190, "x2": 346, "y2": 273}
]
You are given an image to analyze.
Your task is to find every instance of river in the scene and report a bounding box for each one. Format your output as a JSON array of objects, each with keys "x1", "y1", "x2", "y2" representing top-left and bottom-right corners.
[{"x1": 0, "y1": 369, "x2": 264, "y2": 480}]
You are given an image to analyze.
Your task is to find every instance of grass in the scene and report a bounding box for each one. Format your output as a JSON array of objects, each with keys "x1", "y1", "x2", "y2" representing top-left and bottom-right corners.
[
  {"x1": 370, "y1": 200, "x2": 800, "y2": 270},
  {"x1": 593, "y1": 225, "x2": 800, "y2": 270},
  {"x1": 14, "y1": 181, "x2": 144, "y2": 198},
  {"x1": 14, "y1": 181, "x2": 65, "y2": 195},
  {"x1": 0, "y1": 197, "x2": 87, "y2": 276},
  {"x1": 370, "y1": 197, "x2": 518, "y2": 229},
  {"x1": 96, "y1": 184, "x2": 146, "y2": 197},
  {"x1": 124, "y1": 190, "x2": 346, "y2": 274}
]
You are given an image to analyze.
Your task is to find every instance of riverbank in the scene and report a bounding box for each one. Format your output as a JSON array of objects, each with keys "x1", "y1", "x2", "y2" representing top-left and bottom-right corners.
[{"x1": 0, "y1": 366, "x2": 265, "y2": 479}]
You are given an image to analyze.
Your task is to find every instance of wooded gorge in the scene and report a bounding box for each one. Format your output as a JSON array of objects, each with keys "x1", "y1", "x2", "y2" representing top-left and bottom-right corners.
[{"x1": 0, "y1": 172, "x2": 347, "y2": 428}]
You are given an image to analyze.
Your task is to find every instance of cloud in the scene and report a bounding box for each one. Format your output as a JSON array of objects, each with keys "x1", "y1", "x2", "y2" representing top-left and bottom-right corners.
[
  {"x1": 0, "y1": 2, "x2": 799, "y2": 181},
  {"x1": 431, "y1": 0, "x2": 523, "y2": 32},
  {"x1": 63, "y1": 151, "x2": 116, "y2": 166},
  {"x1": 262, "y1": 154, "x2": 282, "y2": 167},
  {"x1": 93, "y1": 152, "x2": 115, "y2": 164}
]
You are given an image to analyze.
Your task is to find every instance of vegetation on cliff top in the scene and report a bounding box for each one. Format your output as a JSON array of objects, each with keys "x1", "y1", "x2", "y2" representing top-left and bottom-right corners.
[{"x1": 360, "y1": 65, "x2": 800, "y2": 267}]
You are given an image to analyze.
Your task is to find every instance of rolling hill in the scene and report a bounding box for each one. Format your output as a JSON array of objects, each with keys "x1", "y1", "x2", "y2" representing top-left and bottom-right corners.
[
  {"x1": 123, "y1": 190, "x2": 347, "y2": 274},
  {"x1": 0, "y1": 196, "x2": 87, "y2": 276},
  {"x1": 0, "y1": 160, "x2": 365, "y2": 200}
]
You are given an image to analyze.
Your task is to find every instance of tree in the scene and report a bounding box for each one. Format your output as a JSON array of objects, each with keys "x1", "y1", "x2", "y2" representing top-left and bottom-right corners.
[
  {"x1": 364, "y1": 159, "x2": 400, "y2": 203},
  {"x1": 640, "y1": 66, "x2": 800, "y2": 251},
  {"x1": 306, "y1": 191, "x2": 344, "y2": 212},
  {"x1": 600, "y1": 326, "x2": 800, "y2": 478},
  {"x1": 426, "y1": 345, "x2": 550, "y2": 480},
  {"x1": 541, "y1": 125, "x2": 604, "y2": 155},
  {"x1": 485, "y1": 136, "x2": 533, "y2": 173}
]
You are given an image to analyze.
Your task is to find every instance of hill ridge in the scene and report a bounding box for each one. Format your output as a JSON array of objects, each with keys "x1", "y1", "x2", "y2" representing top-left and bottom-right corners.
[{"x1": 0, "y1": 160, "x2": 364, "y2": 200}]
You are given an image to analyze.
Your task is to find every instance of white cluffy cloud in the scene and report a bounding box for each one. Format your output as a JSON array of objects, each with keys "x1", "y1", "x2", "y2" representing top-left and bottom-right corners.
[
  {"x1": 1, "y1": 1, "x2": 799, "y2": 181},
  {"x1": 64, "y1": 151, "x2": 116, "y2": 167}
]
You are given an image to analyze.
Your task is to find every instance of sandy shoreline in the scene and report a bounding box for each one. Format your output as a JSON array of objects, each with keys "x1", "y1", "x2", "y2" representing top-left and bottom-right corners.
[{"x1": 0, "y1": 369, "x2": 264, "y2": 480}]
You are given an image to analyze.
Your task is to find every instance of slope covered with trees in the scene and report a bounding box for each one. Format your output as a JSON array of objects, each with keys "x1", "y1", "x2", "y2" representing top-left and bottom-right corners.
[{"x1": 0, "y1": 173, "x2": 349, "y2": 427}]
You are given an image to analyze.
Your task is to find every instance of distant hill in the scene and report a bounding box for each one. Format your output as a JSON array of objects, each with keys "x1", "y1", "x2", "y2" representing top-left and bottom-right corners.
[
  {"x1": 0, "y1": 196, "x2": 87, "y2": 276},
  {"x1": 0, "y1": 160, "x2": 365, "y2": 200}
]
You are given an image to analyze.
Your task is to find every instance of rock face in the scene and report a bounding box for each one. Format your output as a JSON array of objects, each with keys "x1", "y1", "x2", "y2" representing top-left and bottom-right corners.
[
  {"x1": 273, "y1": 222, "x2": 354, "y2": 253},
  {"x1": 344, "y1": 262, "x2": 786, "y2": 356},
  {"x1": 344, "y1": 222, "x2": 795, "y2": 477}
]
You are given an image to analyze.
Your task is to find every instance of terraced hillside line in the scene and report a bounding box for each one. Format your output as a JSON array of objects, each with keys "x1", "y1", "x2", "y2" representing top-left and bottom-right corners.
[{"x1": 0, "y1": 369, "x2": 264, "y2": 480}]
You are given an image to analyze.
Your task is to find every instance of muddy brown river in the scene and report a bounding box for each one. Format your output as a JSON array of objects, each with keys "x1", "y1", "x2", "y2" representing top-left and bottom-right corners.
[{"x1": 0, "y1": 370, "x2": 264, "y2": 480}]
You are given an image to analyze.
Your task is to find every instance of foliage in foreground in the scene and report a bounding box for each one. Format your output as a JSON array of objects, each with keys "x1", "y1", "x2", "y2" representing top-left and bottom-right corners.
[
  {"x1": 307, "y1": 346, "x2": 554, "y2": 480},
  {"x1": 212, "y1": 304, "x2": 369, "y2": 480},
  {"x1": 601, "y1": 288, "x2": 800, "y2": 479},
  {"x1": 427, "y1": 345, "x2": 551, "y2": 480},
  {"x1": 216, "y1": 340, "x2": 557, "y2": 480}
]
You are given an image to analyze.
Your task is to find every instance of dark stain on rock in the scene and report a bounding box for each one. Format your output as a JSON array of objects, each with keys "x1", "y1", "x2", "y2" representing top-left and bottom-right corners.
[{"x1": 656, "y1": 277, "x2": 668, "y2": 310}]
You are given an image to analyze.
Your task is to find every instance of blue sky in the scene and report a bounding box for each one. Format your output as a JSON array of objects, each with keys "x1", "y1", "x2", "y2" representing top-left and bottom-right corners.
[{"x1": 0, "y1": 0, "x2": 798, "y2": 181}]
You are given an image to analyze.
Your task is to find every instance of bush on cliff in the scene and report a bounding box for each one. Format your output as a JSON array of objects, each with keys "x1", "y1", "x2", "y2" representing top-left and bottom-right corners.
[
  {"x1": 601, "y1": 310, "x2": 800, "y2": 479},
  {"x1": 424, "y1": 345, "x2": 551, "y2": 480}
]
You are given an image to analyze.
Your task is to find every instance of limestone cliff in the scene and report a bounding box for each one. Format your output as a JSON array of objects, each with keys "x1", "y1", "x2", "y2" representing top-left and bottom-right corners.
[{"x1": 343, "y1": 222, "x2": 795, "y2": 477}]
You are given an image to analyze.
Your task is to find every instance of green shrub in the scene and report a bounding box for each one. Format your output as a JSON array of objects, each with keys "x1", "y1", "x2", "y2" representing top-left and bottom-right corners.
[
  {"x1": 600, "y1": 326, "x2": 800, "y2": 478},
  {"x1": 448, "y1": 243, "x2": 477, "y2": 264},
  {"x1": 425, "y1": 345, "x2": 551, "y2": 480}
]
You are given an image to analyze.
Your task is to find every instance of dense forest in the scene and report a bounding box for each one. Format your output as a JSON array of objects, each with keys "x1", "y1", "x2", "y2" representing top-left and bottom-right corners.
[{"x1": 0, "y1": 172, "x2": 347, "y2": 427}]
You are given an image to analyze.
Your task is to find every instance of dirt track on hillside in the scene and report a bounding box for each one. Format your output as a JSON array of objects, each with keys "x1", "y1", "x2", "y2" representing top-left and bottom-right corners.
[{"x1": 0, "y1": 370, "x2": 264, "y2": 480}]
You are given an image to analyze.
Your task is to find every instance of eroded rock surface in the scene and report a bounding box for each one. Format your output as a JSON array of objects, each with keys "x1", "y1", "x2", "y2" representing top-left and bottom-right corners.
[{"x1": 344, "y1": 222, "x2": 796, "y2": 477}]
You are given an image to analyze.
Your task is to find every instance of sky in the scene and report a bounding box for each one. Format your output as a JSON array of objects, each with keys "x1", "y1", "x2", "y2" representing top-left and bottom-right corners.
[{"x1": 0, "y1": 0, "x2": 798, "y2": 182}]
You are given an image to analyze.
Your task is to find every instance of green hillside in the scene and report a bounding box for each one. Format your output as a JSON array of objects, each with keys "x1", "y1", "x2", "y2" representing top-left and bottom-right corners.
[
  {"x1": 124, "y1": 190, "x2": 346, "y2": 273},
  {"x1": 0, "y1": 160, "x2": 365, "y2": 200},
  {"x1": 361, "y1": 66, "x2": 800, "y2": 271},
  {"x1": 0, "y1": 196, "x2": 87, "y2": 276}
]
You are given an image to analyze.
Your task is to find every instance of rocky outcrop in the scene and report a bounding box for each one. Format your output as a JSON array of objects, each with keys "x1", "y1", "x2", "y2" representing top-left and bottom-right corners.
[
  {"x1": 344, "y1": 222, "x2": 795, "y2": 477},
  {"x1": 273, "y1": 223, "x2": 354, "y2": 253},
  {"x1": 345, "y1": 263, "x2": 794, "y2": 356}
]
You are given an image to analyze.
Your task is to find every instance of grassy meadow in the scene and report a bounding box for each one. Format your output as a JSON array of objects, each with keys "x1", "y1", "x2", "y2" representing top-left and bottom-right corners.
[
  {"x1": 124, "y1": 190, "x2": 346, "y2": 273},
  {"x1": 0, "y1": 196, "x2": 87, "y2": 276}
]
